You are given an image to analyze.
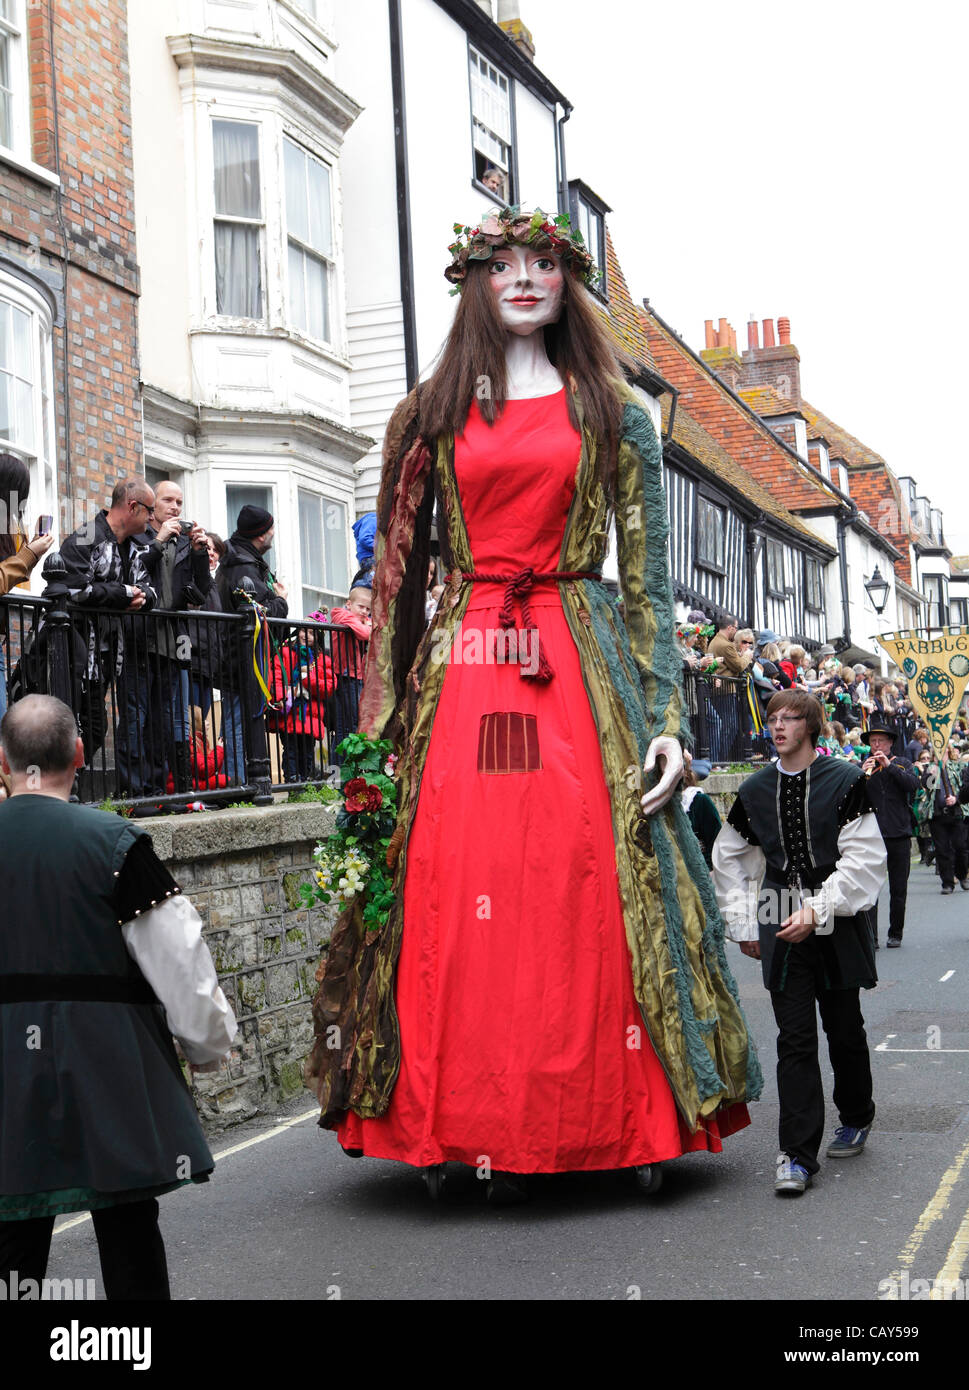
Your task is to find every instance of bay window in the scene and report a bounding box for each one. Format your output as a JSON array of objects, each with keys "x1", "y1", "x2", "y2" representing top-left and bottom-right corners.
[
  {"x1": 0, "y1": 0, "x2": 28, "y2": 156},
  {"x1": 284, "y1": 137, "x2": 333, "y2": 344},
  {"x1": 299, "y1": 487, "x2": 348, "y2": 616},
  {"x1": 213, "y1": 119, "x2": 264, "y2": 319}
]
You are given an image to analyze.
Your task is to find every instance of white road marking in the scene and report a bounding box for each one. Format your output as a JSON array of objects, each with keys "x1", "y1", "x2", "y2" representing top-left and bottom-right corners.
[
  {"x1": 53, "y1": 1108, "x2": 320, "y2": 1236},
  {"x1": 875, "y1": 1034, "x2": 897, "y2": 1051},
  {"x1": 940, "y1": 970, "x2": 955, "y2": 982}
]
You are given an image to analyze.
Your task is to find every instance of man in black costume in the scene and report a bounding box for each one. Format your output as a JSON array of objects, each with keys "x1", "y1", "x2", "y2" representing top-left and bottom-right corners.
[
  {"x1": 712, "y1": 689, "x2": 887, "y2": 1196},
  {"x1": 862, "y1": 715, "x2": 918, "y2": 947},
  {"x1": 217, "y1": 505, "x2": 289, "y2": 785},
  {"x1": 0, "y1": 695, "x2": 236, "y2": 1298}
]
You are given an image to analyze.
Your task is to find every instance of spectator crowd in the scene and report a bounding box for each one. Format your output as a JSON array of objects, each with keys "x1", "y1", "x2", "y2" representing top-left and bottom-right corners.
[
  {"x1": 676, "y1": 607, "x2": 969, "y2": 906},
  {"x1": 0, "y1": 464, "x2": 395, "y2": 807}
]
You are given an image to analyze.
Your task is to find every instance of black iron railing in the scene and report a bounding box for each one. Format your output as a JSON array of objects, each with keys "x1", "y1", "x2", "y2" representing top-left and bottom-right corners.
[
  {"x1": 0, "y1": 554, "x2": 368, "y2": 811},
  {"x1": 682, "y1": 668, "x2": 754, "y2": 764}
]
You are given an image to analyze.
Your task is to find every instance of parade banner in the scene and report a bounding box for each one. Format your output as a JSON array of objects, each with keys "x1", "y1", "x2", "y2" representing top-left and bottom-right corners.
[{"x1": 875, "y1": 627, "x2": 969, "y2": 756}]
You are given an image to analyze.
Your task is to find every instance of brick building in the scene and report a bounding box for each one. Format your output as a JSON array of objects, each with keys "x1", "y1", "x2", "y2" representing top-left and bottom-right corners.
[
  {"x1": 1, "y1": 0, "x2": 142, "y2": 574},
  {"x1": 708, "y1": 314, "x2": 961, "y2": 639}
]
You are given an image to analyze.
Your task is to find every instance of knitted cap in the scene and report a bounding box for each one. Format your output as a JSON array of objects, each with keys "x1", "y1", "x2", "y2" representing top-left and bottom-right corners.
[{"x1": 235, "y1": 505, "x2": 273, "y2": 539}]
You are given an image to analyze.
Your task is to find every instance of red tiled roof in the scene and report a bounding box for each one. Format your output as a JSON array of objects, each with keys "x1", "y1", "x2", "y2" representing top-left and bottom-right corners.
[
  {"x1": 799, "y1": 399, "x2": 887, "y2": 469},
  {"x1": 661, "y1": 398, "x2": 834, "y2": 553},
  {"x1": 738, "y1": 385, "x2": 801, "y2": 418},
  {"x1": 597, "y1": 224, "x2": 654, "y2": 371},
  {"x1": 641, "y1": 308, "x2": 840, "y2": 514},
  {"x1": 844, "y1": 466, "x2": 914, "y2": 584}
]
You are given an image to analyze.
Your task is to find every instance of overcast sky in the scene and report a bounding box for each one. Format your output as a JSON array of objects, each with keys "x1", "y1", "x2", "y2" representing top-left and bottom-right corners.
[{"x1": 522, "y1": 0, "x2": 968, "y2": 552}]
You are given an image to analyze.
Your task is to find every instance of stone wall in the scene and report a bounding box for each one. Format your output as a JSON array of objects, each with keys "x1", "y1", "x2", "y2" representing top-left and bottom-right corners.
[
  {"x1": 141, "y1": 803, "x2": 338, "y2": 1129},
  {"x1": 701, "y1": 770, "x2": 748, "y2": 822}
]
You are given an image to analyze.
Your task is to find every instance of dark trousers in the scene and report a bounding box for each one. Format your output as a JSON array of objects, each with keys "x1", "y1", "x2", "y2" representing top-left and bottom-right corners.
[
  {"x1": 929, "y1": 815, "x2": 969, "y2": 888},
  {"x1": 330, "y1": 676, "x2": 364, "y2": 764},
  {"x1": 0, "y1": 1198, "x2": 170, "y2": 1300},
  {"x1": 281, "y1": 732, "x2": 318, "y2": 782},
  {"x1": 873, "y1": 835, "x2": 912, "y2": 941},
  {"x1": 769, "y1": 941, "x2": 875, "y2": 1175}
]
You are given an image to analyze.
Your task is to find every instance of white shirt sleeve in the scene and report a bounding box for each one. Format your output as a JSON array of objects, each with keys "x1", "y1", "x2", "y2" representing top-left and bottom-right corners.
[
  {"x1": 801, "y1": 811, "x2": 887, "y2": 929},
  {"x1": 122, "y1": 896, "x2": 238, "y2": 1064},
  {"x1": 711, "y1": 824, "x2": 765, "y2": 942}
]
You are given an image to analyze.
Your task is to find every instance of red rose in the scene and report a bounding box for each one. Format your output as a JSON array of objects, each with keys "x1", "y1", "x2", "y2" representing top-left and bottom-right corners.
[
  {"x1": 344, "y1": 777, "x2": 370, "y2": 813},
  {"x1": 364, "y1": 785, "x2": 383, "y2": 812}
]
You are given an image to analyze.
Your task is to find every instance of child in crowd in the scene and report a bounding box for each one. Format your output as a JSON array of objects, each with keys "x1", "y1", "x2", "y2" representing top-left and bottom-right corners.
[
  {"x1": 844, "y1": 728, "x2": 869, "y2": 762},
  {"x1": 325, "y1": 578, "x2": 373, "y2": 759},
  {"x1": 267, "y1": 627, "x2": 336, "y2": 782},
  {"x1": 680, "y1": 751, "x2": 722, "y2": 867}
]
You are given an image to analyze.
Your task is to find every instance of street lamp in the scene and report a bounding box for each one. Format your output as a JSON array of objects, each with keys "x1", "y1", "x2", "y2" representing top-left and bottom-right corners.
[{"x1": 864, "y1": 565, "x2": 890, "y2": 614}]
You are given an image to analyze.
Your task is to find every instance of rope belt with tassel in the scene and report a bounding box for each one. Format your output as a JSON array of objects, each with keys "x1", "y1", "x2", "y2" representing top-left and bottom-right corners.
[{"x1": 443, "y1": 567, "x2": 602, "y2": 682}]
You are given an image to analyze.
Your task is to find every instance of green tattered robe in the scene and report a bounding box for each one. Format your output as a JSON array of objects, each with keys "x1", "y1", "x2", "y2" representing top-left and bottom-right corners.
[{"x1": 306, "y1": 382, "x2": 762, "y2": 1132}]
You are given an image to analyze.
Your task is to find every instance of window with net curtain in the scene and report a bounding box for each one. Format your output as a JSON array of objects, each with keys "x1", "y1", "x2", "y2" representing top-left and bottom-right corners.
[
  {"x1": 213, "y1": 120, "x2": 263, "y2": 319},
  {"x1": 299, "y1": 489, "x2": 348, "y2": 617},
  {"x1": 226, "y1": 484, "x2": 276, "y2": 573},
  {"x1": 285, "y1": 138, "x2": 332, "y2": 343},
  {"x1": 0, "y1": 276, "x2": 55, "y2": 536}
]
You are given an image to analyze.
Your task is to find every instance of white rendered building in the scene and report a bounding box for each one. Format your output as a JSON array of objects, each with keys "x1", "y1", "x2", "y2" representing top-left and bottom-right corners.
[{"x1": 129, "y1": 0, "x2": 372, "y2": 616}]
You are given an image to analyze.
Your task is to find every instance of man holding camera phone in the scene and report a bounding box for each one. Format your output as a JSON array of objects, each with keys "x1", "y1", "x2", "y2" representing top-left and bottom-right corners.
[{"x1": 119, "y1": 480, "x2": 210, "y2": 800}]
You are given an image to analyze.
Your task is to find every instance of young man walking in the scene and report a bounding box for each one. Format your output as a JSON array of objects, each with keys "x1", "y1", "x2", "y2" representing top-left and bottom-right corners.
[{"x1": 712, "y1": 689, "x2": 887, "y2": 1195}]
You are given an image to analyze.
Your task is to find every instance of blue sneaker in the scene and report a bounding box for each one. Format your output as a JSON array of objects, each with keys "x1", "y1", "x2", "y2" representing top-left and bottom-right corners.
[
  {"x1": 826, "y1": 1124, "x2": 871, "y2": 1158},
  {"x1": 775, "y1": 1153, "x2": 811, "y2": 1195}
]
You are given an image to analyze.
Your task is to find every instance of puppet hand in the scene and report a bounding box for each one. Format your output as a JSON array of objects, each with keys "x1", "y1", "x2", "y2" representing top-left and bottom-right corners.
[
  {"x1": 640, "y1": 735, "x2": 684, "y2": 816},
  {"x1": 739, "y1": 941, "x2": 761, "y2": 960}
]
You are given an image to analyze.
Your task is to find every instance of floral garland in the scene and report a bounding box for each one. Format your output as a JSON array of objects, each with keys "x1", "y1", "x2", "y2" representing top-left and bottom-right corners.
[
  {"x1": 300, "y1": 733, "x2": 400, "y2": 941},
  {"x1": 675, "y1": 622, "x2": 716, "y2": 642},
  {"x1": 445, "y1": 205, "x2": 597, "y2": 295}
]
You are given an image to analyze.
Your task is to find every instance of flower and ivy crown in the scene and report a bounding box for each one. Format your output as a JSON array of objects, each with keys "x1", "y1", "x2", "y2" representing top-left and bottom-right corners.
[{"x1": 444, "y1": 205, "x2": 598, "y2": 295}]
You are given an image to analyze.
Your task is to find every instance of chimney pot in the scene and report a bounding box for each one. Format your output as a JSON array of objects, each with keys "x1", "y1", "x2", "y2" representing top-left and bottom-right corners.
[
  {"x1": 728, "y1": 325, "x2": 737, "y2": 352},
  {"x1": 747, "y1": 317, "x2": 760, "y2": 350},
  {"x1": 704, "y1": 320, "x2": 715, "y2": 350},
  {"x1": 778, "y1": 316, "x2": 791, "y2": 345},
  {"x1": 717, "y1": 316, "x2": 729, "y2": 348},
  {"x1": 762, "y1": 318, "x2": 776, "y2": 349}
]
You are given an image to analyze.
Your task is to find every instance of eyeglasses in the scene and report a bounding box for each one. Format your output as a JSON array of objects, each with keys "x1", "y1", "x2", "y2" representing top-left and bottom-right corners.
[{"x1": 766, "y1": 714, "x2": 807, "y2": 728}]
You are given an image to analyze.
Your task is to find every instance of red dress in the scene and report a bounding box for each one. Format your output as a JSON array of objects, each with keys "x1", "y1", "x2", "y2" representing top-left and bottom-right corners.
[{"x1": 339, "y1": 389, "x2": 748, "y2": 1170}]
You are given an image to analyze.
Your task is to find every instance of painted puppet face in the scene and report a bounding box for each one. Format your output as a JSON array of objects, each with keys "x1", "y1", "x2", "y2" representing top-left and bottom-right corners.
[{"x1": 488, "y1": 245, "x2": 564, "y2": 336}]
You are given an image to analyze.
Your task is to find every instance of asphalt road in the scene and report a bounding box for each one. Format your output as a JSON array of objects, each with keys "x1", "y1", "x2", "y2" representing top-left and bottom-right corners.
[{"x1": 46, "y1": 854, "x2": 969, "y2": 1303}]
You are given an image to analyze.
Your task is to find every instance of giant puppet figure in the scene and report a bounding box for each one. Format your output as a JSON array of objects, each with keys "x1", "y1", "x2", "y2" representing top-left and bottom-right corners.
[{"x1": 306, "y1": 207, "x2": 761, "y2": 1197}]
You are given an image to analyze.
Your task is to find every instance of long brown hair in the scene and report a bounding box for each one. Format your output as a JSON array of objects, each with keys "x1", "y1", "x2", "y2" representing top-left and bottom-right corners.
[
  {"x1": 418, "y1": 260, "x2": 630, "y2": 492},
  {"x1": 0, "y1": 453, "x2": 30, "y2": 561}
]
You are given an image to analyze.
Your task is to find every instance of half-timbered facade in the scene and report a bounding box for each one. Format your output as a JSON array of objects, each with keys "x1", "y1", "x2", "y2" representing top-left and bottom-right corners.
[{"x1": 641, "y1": 306, "x2": 837, "y2": 642}]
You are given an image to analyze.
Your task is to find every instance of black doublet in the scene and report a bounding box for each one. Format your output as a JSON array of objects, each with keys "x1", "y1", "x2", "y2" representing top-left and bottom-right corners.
[{"x1": 728, "y1": 757, "x2": 878, "y2": 992}]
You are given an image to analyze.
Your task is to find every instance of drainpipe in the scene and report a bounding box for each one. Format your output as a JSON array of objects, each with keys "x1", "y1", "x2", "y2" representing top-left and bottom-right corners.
[
  {"x1": 388, "y1": 0, "x2": 418, "y2": 389},
  {"x1": 664, "y1": 382, "x2": 679, "y2": 445},
  {"x1": 746, "y1": 514, "x2": 765, "y2": 631},
  {"x1": 556, "y1": 101, "x2": 572, "y2": 216},
  {"x1": 835, "y1": 506, "x2": 852, "y2": 650}
]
